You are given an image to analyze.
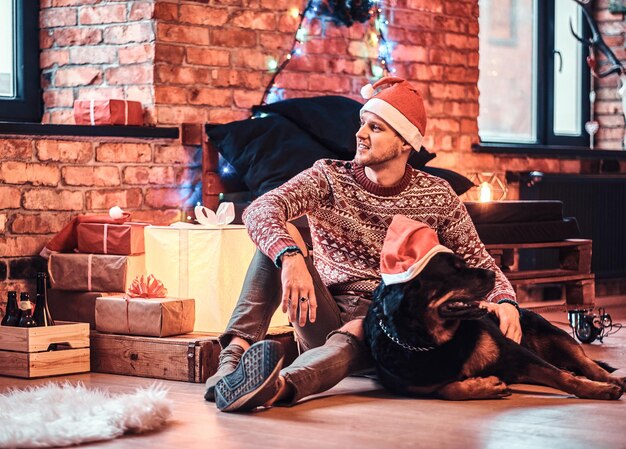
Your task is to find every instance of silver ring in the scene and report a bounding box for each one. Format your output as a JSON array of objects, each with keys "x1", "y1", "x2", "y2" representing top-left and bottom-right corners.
[{"x1": 300, "y1": 297, "x2": 308, "y2": 303}]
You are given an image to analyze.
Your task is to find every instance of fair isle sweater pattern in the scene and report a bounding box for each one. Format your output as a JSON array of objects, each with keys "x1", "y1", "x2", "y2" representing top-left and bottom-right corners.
[{"x1": 242, "y1": 159, "x2": 516, "y2": 303}]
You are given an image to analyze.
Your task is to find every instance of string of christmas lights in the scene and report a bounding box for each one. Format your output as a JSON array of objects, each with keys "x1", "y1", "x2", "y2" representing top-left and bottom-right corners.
[{"x1": 258, "y1": 0, "x2": 395, "y2": 106}]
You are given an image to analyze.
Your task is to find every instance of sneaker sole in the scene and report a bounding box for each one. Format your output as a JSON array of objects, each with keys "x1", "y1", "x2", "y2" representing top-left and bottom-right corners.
[{"x1": 215, "y1": 341, "x2": 284, "y2": 412}]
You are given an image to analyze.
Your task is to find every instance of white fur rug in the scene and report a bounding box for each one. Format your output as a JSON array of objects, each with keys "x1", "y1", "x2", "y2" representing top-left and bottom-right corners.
[{"x1": 0, "y1": 382, "x2": 172, "y2": 449}]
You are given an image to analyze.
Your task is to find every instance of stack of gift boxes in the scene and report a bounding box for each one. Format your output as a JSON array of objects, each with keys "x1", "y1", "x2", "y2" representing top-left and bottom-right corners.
[{"x1": 47, "y1": 220, "x2": 195, "y2": 337}]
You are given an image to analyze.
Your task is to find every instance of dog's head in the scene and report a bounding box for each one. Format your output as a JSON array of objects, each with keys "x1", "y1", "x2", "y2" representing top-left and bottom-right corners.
[{"x1": 374, "y1": 252, "x2": 496, "y2": 345}]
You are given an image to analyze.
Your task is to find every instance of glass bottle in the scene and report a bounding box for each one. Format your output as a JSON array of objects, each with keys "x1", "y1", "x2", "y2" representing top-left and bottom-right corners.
[
  {"x1": 33, "y1": 272, "x2": 54, "y2": 327},
  {"x1": 1, "y1": 291, "x2": 20, "y2": 326},
  {"x1": 17, "y1": 292, "x2": 37, "y2": 328}
]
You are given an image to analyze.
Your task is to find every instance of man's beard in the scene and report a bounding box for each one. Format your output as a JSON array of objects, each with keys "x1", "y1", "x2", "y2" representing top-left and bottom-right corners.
[{"x1": 355, "y1": 141, "x2": 403, "y2": 167}]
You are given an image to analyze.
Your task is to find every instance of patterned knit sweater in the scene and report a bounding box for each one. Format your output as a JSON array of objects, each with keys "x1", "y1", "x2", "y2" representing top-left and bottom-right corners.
[{"x1": 242, "y1": 159, "x2": 516, "y2": 303}]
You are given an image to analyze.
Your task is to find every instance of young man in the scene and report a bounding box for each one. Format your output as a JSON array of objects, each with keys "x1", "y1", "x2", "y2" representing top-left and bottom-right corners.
[{"x1": 204, "y1": 76, "x2": 521, "y2": 412}]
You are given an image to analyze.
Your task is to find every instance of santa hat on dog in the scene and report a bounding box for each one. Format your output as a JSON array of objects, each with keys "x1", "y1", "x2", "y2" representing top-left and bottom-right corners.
[
  {"x1": 360, "y1": 76, "x2": 427, "y2": 151},
  {"x1": 380, "y1": 215, "x2": 453, "y2": 286}
]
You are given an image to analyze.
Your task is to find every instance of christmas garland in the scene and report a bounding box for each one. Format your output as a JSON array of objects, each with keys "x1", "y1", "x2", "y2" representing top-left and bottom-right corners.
[{"x1": 317, "y1": 0, "x2": 372, "y2": 27}]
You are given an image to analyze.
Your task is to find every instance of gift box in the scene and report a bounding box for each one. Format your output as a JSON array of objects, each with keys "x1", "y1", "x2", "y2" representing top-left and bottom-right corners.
[
  {"x1": 48, "y1": 253, "x2": 145, "y2": 292},
  {"x1": 73, "y1": 99, "x2": 143, "y2": 126},
  {"x1": 47, "y1": 290, "x2": 123, "y2": 328},
  {"x1": 77, "y1": 222, "x2": 147, "y2": 255},
  {"x1": 144, "y1": 225, "x2": 288, "y2": 332},
  {"x1": 95, "y1": 296, "x2": 195, "y2": 337}
]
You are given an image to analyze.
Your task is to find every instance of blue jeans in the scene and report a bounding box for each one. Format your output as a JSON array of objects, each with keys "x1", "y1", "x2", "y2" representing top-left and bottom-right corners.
[{"x1": 219, "y1": 249, "x2": 374, "y2": 403}]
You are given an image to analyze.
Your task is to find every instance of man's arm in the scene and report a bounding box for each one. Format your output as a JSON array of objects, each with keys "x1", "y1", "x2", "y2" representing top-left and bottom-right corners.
[{"x1": 437, "y1": 184, "x2": 521, "y2": 343}]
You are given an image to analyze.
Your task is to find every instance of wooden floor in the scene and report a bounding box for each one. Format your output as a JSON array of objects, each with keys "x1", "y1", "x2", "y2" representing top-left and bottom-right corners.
[{"x1": 2, "y1": 305, "x2": 626, "y2": 449}]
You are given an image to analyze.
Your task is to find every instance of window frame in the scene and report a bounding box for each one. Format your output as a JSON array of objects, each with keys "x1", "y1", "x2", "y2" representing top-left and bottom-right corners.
[
  {"x1": 479, "y1": 0, "x2": 591, "y2": 149},
  {"x1": 0, "y1": 0, "x2": 41, "y2": 123}
]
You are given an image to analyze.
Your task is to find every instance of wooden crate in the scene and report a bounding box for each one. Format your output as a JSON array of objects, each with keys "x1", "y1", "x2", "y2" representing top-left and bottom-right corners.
[
  {"x1": 90, "y1": 327, "x2": 298, "y2": 383},
  {"x1": 0, "y1": 322, "x2": 90, "y2": 378}
]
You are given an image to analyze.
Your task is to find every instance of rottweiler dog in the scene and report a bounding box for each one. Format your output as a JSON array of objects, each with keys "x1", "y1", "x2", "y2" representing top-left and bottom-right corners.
[{"x1": 364, "y1": 252, "x2": 625, "y2": 400}]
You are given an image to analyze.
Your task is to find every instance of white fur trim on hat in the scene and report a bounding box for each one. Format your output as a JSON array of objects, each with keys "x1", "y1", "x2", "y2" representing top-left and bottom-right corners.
[
  {"x1": 381, "y1": 244, "x2": 453, "y2": 285},
  {"x1": 361, "y1": 97, "x2": 424, "y2": 151}
]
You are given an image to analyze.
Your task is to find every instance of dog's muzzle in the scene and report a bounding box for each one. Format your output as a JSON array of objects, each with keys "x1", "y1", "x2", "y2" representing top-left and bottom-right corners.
[{"x1": 438, "y1": 300, "x2": 488, "y2": 319}]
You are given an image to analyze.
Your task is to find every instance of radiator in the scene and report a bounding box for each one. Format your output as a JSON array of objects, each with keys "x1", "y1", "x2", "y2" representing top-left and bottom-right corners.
[{"x1": 519, "y1": 174, "x2": 626, "y2": 279}]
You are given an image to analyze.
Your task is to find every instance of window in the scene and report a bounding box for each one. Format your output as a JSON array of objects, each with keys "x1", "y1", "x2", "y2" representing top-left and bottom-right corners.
[
  {"x1": 478, "y1": 0, "x2": 590, "y2": 147},
  {"x1": 0, "y1": 0, "x2": 41, "y2": 122}
]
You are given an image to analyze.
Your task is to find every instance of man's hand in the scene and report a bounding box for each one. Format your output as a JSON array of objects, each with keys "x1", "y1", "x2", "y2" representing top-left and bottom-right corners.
[
  {"x1": 480, "y1": 301, "x2": 522, "y2": 343},
  {"x1": 280, "y1": 254, "x2": 317, "y2": 326}
]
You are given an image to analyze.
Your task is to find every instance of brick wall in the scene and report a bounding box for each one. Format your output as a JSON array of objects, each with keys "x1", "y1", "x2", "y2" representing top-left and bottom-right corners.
[{"x1": 0, "y1": 136, "x2": 200, "y2": 303}]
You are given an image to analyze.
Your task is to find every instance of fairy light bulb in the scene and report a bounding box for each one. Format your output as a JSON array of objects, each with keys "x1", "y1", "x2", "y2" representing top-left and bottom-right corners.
[
  {"x1": 267, "y1": 58, "x2": 278, "y2": 71},
  {"x1": 479, "y1": 182, "x2": 493, "y2": 202},
  {"x1": 289, "y1": 7, "x2": 300, "y2": 18},
  {"x1": 296, "y1": 28, "x2": 307, "y2": 42}
]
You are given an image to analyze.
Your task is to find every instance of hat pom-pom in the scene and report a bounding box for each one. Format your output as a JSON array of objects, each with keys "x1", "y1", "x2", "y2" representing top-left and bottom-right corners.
[
  {"x1": 360, "y1": 84, "x2": 375, "y2": 99},
  {"x1": 109, "y1": 205, "x2": 124, "y2": 219}
]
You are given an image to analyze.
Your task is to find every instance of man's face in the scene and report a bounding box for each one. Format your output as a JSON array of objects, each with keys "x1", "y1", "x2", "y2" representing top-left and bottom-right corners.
[{"x1": 355, "y1": 111, "x2": 410, "y2": 167}]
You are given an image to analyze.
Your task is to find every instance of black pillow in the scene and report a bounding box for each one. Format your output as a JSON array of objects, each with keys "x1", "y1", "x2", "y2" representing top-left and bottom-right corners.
[
  {"x1": 408, "y1": 146, "x2": 436, "y2": 168},
  {"x1": 419, "y1": 166, "x2": 475, "y2": 196},
  {"x1": 207, "y1": 115, "x2": 336, "y2": 197},
  {"x1": 252, "y1": 96, "x2": 362, "y2": 160}
]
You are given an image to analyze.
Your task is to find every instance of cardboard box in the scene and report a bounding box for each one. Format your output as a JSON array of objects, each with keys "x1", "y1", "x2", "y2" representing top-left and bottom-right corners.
[
  {"x1": 77, "y1": 222, "x2": 147, "y2": 255},
  {"x1": 95, "y1": 296, "x2": 195, "y2": 337},
  {"x1": 144, "y1": 225, "x2": 288, "y2": 332},
  {"x1": 0, "y1": 322, "x2": 90, "y2": 378},
  {"x1": 47, "y1": 290, "x2": 123, "y2": 328},
  {"x1": 74, "y1": 99, "x2": 143, "y2": 126},
  {"x1": 48, "y1": 253, "x2": 145, "y2": 292}
]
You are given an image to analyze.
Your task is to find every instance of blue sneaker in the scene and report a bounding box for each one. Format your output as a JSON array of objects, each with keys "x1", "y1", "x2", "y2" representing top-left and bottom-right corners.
[{"x1": 215, "y1": 340, "x2": 284, "y2": 412}]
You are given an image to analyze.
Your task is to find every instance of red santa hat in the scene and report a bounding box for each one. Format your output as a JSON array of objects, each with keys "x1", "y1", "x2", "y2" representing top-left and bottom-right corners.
[
  {"x1": 360, "y1": 76, "x2": 427, "y2": 151},
  {"x1": 380, "y1": 215, "x2": 453, "y2": 285}
]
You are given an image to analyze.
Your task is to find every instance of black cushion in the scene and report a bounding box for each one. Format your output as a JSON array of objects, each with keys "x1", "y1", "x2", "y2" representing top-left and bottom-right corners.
[
  {"x1": 419, "y1": 166, "x2": 475, "y2": 196},
  {"x1": 465, "y1": 200, "x2": 565, "y2": 224},
  {"x1": 475, "y1": 218, "x2": 581, "y2": 244},
  {"x1": 252, "y1": 96, "x2": 362, "y2": 160},
  {"x1": 207, "y1": 115, "x2": 335, "y2": 197}
]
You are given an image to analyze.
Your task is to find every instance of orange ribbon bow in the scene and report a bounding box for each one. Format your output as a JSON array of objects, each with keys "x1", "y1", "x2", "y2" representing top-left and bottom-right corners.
[{"x1": 126, "y1": 274, "x2": 168, "y2": 298}]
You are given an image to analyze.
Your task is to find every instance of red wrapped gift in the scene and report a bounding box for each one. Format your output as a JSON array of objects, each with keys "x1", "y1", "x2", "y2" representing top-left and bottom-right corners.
[
  {"x1": 73, "y1": 99, "x2": 143, "y2": 126},
  {"x1": 77, "y1": 222, "x2": 147, "y2": 255}
]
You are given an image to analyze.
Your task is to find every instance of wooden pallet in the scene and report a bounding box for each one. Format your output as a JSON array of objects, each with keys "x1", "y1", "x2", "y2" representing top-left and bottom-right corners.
[
  {"x1": 0, "y1": 321, "x2": 90, "y2": 378},
  {"x1": 485, "y1": 239, "x2": 594, "y2": 307}
]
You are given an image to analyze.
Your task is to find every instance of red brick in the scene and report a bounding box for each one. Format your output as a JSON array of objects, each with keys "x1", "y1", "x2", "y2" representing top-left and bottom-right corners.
[
  {"x1": 259, "y1": 32, "x2": 294, "y2": 51},
  {"x1": 407, "y1": 0, "x2": 443, "y2": 12},
  {"x1": 210, "y1": 29, "x2": 257, "y2": 48},
  {"x1": 179, "y1": 5, "x2": 228, "y2": 25},
  {"x1": 11, "y1": 212, "x2": 75, "y2": 234},
  {"x1": 156, "y1": 23, "x2": 209, "y2": 45},
  {"x1": 188, "y1": 88, "x2": 231, "y2": 106},
  {"x1": 125, "y1": 85, "x2": 154, "y2": 105},
  {"x1": 51, "y1": 0, "x2": 99, "y2": 5},
  {"x1": 85, "y1": 189, "x2": 143, "y2": 210},
  {"x1": 40, "y1": 29, "x2": 55, "y2": 49},
  {"x1": 308, "y1": 74, "x2": 351, "y2": 93},
  {"x1": 444, "y1": 1, "x2": 473, "y2": 17},
  {"x1": 154, "y1": 145, "x2": 200, "y2": 164},
  {"x1": 123, "y1": 166, "x2": 177, "y2": 184},
  {"x1": 155, "y1": 86, "x2": 187, "y2": 104},
  {"x1": 444, "y1": 33, "x2": 476, "y2": 50},
  {"x1": 103, "y1": 23, "x2": 154, "y2": 44},
  {"x1": 393, "y1": 10, "x2": 433, "y2": 29},
  {"x1": 0, "y1": 162, "x2": 60, "y2": 186},
  {"x1": 232, "y1": 10, "x2": 276, "y2": 30},
  {"x1": 45, "y1": 109, "x2": 76, "y2": 125},
  {"x1": 176, "y1": 167, "x2": 201, "y2": 186},
  {"x1": 62, "y1": 166, "x2": 121, "y2": 186},
  {"x1": 155, "y1": 44, "x2": 185, "y2": 64},
  {"x1": 0, "y1": 236, "x2": 50, "y2": 257},
  {"x1": 130, "y1": 2, "x2": 153, "y2": 20},
  {"x1": 232, "y1": 50, "x2": 277, "y2": 71},
  {"x1": 70, "y1": 46, "x2": 117, "y2": 64},
  {"x1": 186, "y1": 48, "x2": 230, "y2": 66},
  {"x1": 55, "y1": 67, "x2": 102, "y2": 87},
  {"x1": 76, "y1": 86, "x2": 125, "y2": 100},
  {"x1": 105, "y1": 64, "x2": 153, "y2": 85},
  {"x1": 145, "y1": 187, "x2": 196, "y2": 208},
  {"x1": 155, "y1": 65, "x2": 211, "y2": 84},
  {"x1": 209, "y1": 69, "x2": 264, "y2": 89},
  {"x1": 428, "y1": 118, "x2": 460, "y2": 133},
  {"x1": 432, "y1": 15, "x2": 467, "y2": 33},
  {"x1": 155, "y1": 105, "x2": 209, "y2": 124},
  {"x1": 207, "y1": 108, "x2": 249, "y2": 124},
  {"x1": 559, "y1": 160, "x2": 582, "y2": 174},
  {"x1": 392, "y1": 44, "x2": 429, "y2": 62},
  {"x1": 130, "y1": 209, "x2": 181, "y2": 226},
  {"x1": 0, "y1": 187, "x2": 21, "y2": 209},
  {"x1": 119, "y1": 44, "x2": 154, "y2": 64},
  {"x1": 154, "y1": 2, "x2": 178, "y2": 21},
  {"x1": 0, "y1": 140, "x2": 32, "y2": 159},
  {"x1": 96, "y1": 143, "x2": 152, "y2": 162},
  {"x1": 0, "y1": 213, "x2": 6, "y2": 233},
  {"x1": 40, "y1": 49, "x2": 70, "y2": 68},
  {"x1": 53, "y1": 28, "x2": 103, "y2": 46},
  {"x1": 40, "y1": 7, "x2": 77, "y2": 27},
  {"x1": 22, "y1": 188, "x2": 84, "y2": 211},
  {"x1": 233, "y1": 90, "x2": 262, "y2": 109},
  {"x1": 36, "y1": 140, "x2": 93, "y2": 163},
  {"x1": 79, "y1": 4, "x2": 127, "y2": 24}
]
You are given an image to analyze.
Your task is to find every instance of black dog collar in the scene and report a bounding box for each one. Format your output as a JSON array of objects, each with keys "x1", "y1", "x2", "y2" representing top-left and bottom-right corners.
[{"x1": 377, "y1": 318, "x2": 435, "y2": 352}]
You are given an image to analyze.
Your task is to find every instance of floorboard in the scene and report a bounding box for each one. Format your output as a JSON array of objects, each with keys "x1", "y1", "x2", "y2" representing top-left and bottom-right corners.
[{"x1": 1, "y1": 305, "x2": 625, "y2": 449}]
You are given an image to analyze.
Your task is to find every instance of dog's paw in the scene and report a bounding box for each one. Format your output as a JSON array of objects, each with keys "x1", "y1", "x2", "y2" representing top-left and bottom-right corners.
[
  {"x1": 472, "y1": 376, "x2": 512, "y2": 399},
  {"x1": 607, "y1": 376, "x2": 626, "y2": 391},
  {"x1": 577, "y1": 381, "x2": 623, "y2": 400},
  {"x1": 439, "y1": 376, "x2": 511, "y2": 400}
]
